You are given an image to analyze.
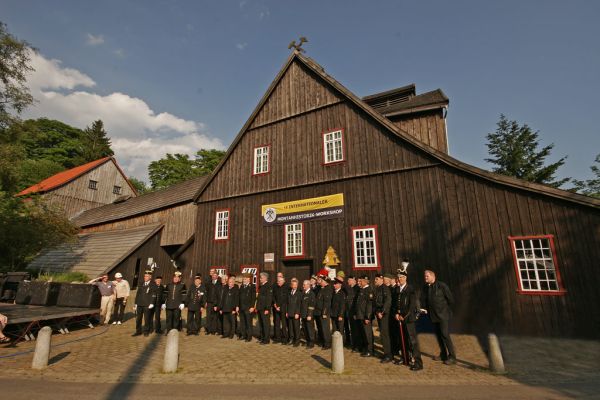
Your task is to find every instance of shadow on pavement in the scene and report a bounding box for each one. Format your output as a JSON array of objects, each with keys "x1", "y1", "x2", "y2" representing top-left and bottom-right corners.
[
  {"x1": 48, "y1": 351, "x2": 71, "y2": 365},
  {"x1": 311, "y1": 354, "x2": 331, "y2": 369},
  {"x1": 104, "y1": 333, "x2": 162, "y2": 400}
]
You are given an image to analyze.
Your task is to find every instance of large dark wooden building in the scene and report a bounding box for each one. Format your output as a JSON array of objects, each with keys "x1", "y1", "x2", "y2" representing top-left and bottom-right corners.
[{"x1": 191, "y1": 51, "x2": 600, "y2": 339}]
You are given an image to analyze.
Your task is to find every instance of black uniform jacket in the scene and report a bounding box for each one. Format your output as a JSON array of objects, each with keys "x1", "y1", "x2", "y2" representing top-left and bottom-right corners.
[
  {"x1": 374, "y1": 284, "x2": 392, "y2": 315},
  {"x1": 330, "y1": 288, "x2": 346, "y2": 318},
  {"x1": 153, "y1": 284, "x2": 165, "y2": 306},
  {"x1": 206, "y1": 279, "x2": 221, "y2": 305},
  {"x1": 239, "y1": 283, "x2": 256, "y2": 311},
  {"x1": 287, "y1": 288, "x2": 302, "y2": 316},
  {"x1": 135, "y1": 281, "x2": 157, "y2": 307},
  {"x1": 300, "y1": 289, "x2": 316, "y2": 319},
  {"x1": 314, "y1": 284, "x2": 333, "y2": 316},
  {"x1": 256, "y1": 282, "x2": 273, "y2": 312},
  {"x1": 355, "y1": 285, "x2": 374, "y2": 320},
  {"x1": 394, "y1": 283, "x2": 418, "y2": 323},
  {"x1": 345, "y1": 284, "x2": 360, "y2": 317},
  {"x1": 272, "y1": 283, "x2": 290, "y2": 313},
  {"x1": 186, "y1": 284, "x2": 206, "y2": 312},
  {"x1": 219, "y1": 284, "x2": 240, "y2": 312},
  {"x1": 164, "y1": 282, "x2": 186, "y2": 309},
  {"x1": 421, "y1": 280, "x2": 454, "y2": 323}
]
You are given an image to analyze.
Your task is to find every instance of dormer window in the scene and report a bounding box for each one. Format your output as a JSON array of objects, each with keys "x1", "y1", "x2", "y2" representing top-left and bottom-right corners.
[{"x1": 88, "y1": 180, "x2": 98, "y2": 190}]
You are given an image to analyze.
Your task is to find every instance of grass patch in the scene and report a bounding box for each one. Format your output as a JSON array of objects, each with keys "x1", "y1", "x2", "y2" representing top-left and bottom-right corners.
[{"x1": 36, "y1": 271, "x2": 89, "y2": 283}]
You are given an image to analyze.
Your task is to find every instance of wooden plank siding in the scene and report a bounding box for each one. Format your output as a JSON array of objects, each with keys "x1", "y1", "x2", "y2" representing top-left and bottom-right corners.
[
  {"x1": 80, "y1": 203, "x2": 196, "y2": 246},
  {"x1": 193, "y1": 166, "x2": 600, "y2": 338},
  {"x1": 43, "y1": 160, "x2": 136, "y2": 219},
  {"x1": 389, "y1": 109, "x2": 448, "y2": 154},
  {"x1": 191, "y1": 55, "x2": 600, "y2": 338},
  {"x1": 201, "y1": 101, "x2": 438, "y2": 202}
]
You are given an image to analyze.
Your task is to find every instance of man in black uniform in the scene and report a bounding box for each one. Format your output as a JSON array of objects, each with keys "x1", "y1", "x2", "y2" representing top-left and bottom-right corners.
[
  {"x1": 219, "y1": 275, "x2": 240, "y2": 339},
  {"x1": 345, "y1": 276, "x2": 361, "y2": 352},
  {"x1": 300, "y1": 279, "x2": 316, "y2": 348},
  {"x1": 421, "y1": 269, "x2": 456, "y2": 365},
  {"x1": 395, "y1": 268, "x2": 423, "y2": 371},
  {"x1": 186, "y1": 275, "x2": 206, "y2": 335},
  {"x1": 272, "y1": 273, "x2": 289, "y2": 344},
  {"x1": 162, "y1": 271, "x2": 186, "y2": 333},
  {"x1": 314, "y1": 274, "x2": 333, "y2": 350},
  {"x1": 150, "y1": 275, "x2": 164, "y2": 334},
  {"x1": 374, "y1": 274, "x2": 393, "y2": 363},
  {"x1": 132, "y1": 270, "x2": 157, "y2": 337},
  {"x1": 256, "y1": 272, "x2": 273, "y2": 345},
  {"x1": 356, "y1": 275, "x2": 374, "y2": 357},
  {"x1": 238, "y1": 273, "x2": 256, "y2": 342},
  {"x1": 331, "y1": 278, "x2": 346, "y2": 338},
  {"x1": 205, "y1": 269, "x2": 221, "y2": 335},
  {"x1": 286, "y1": 278, "x2": 302, "y2": 347},
  {"x1": 386, "y1": 273, "x2": 400, "y2": 358}
]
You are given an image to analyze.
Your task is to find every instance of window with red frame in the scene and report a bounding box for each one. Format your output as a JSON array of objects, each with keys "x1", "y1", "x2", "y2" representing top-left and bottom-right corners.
[
  {"x1": 352, "y1": 226, "x2": 379, "y2": 268},
  {"x1": 284, "y1": 223, "x2": 303, "y2": 257},
  {"x1": 323, "y1": 130, "x2": 344, "y2": 164},
  {"x1": 510, "y1": 236, "x2": 563, "y2": 293},
  {"x1": 214, "y1": 210, "x2": 230, "y2": 240},
  {"x1": 253, "y1": 145, "x2": 270, "y2": 175}
]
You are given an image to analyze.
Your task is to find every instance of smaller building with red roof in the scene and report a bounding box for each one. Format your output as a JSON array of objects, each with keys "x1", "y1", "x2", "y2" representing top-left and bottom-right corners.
[{"x1": 17, "y1": 156, "x2": 137, "y2": 219}]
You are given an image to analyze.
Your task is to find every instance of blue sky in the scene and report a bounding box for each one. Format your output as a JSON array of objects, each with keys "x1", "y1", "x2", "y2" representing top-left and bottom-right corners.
[{"x1": 2, "y1": 0, "x2": 599, "y2": 183}]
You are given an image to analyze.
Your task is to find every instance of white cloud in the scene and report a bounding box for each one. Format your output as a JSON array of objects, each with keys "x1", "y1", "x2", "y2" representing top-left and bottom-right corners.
[
  {"x1": 114, "y1": 48, "x2": 125, "y2": 58},
  {"x1": 85, "y1": 33, "x2": 105, "y2": 46},
  {"x1": 23, "y1": 51, "x2": 225, "y2": 182},
  {"x1": 236, "y1": 42, "x2": 248, "y2": 50}
]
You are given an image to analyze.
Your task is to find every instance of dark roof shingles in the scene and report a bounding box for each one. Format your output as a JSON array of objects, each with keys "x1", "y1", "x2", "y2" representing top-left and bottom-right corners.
[{"x1": 73, "y1": 175, "x2": 207, "y2": 227}]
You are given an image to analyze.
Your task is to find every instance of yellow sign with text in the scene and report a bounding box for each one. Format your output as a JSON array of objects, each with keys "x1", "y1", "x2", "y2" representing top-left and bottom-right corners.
[{"x1": 261, "y1": 193, "x2": 345, "y2": 225}]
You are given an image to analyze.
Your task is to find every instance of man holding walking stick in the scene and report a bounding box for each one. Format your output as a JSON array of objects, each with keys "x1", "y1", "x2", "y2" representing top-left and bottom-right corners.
[{"x1": 394, "y1": 266, "x2": 423, "y2": 371}]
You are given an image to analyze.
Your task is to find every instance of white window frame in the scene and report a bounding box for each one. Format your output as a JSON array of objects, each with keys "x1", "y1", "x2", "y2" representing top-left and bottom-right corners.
[
  {"x1": 214, "y1": 210, "x2": 230, "y2": 240},
  {"x1": 285, "y1": 223, "x2": 303, "y2": 257},
  {"x1": 352, "y1": 226, "x2": 379, "y2": 268},
  {"x1": 253, "y1": 145, "x2": 270, "y2": 175},
  {"x1": 510, "y1": 236, "x2": 563, "y2": 293},
  {"x1": 323, "y1": 129, "x2": 344, "y2": 164}
]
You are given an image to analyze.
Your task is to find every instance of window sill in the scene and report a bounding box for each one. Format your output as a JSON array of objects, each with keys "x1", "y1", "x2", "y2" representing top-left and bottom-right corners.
[{"x1": 516, "y1": 289, "x2": 567, "y2": 296}]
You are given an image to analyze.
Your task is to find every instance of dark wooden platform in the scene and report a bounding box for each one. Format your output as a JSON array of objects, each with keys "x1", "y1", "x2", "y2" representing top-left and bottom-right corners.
[{"x1": 0, "y1": 303, "x2": 100, "y2": 325}]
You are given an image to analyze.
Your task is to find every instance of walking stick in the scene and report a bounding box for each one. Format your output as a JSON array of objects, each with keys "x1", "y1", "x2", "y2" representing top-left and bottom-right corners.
[{"x1": 399, "y1": 320, "x2": 408, "y2": 365}]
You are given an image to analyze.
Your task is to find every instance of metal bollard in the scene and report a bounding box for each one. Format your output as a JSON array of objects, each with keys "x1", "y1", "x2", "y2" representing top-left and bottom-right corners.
[
  {"x1": 331, "y1": 331, "x2": 344, "y2": 373},
  {"x1": 488, "y1": 333, "x2": 506, "y2": 374},
  {"x1": 163, "y1": 329, "x2": 179, "y2": 373},
  {"x1": 31, "y1": 326, "x2": 52, "y2": 370}
]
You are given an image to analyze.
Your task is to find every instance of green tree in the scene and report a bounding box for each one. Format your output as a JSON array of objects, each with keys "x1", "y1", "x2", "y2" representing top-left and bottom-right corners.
[
  {"x1": 571, "y1": 154, "x2": 600, "y2": 198},
  {"x1": 148, "y1": 149, "x2": 225, "y2": 190},
  {"x1": 0, "y1": 21, "x2": 34, "y2": 130},
  {"x1": 82, "y1": 119, "x2": 114, "y2": 162},
  {"x1": 0, "y1": 193, "x2": 78, "y2": 272},
  {"x1": 0, "y1": 22, "x2": 35, "y2": 192},
  {"x1": 195, "y1": 148, "x2": 226, "y2": 175},
  {"x1": 128, "y1": 176, "x2": 150, "y2": 195},
  {"x1": 485, "y1": 114, "x2": 569, "y2": 188}
]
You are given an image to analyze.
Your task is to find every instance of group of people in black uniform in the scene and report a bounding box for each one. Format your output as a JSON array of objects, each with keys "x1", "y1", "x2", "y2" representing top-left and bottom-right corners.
[{"x1": 131, "y1": 261, "x2": 457, "y2": 372}]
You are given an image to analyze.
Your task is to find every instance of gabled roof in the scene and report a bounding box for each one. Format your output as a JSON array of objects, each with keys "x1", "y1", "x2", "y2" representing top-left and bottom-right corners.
[
  {"x1": 28, "y1": 224, "x2": 163, "y2": 278},
  {"x1": 73, "y1": 175, "x2": 207, "y2": 227},
  {"x1": 193, "y1": 51, "x2": 599, "y2": 209},
  {"x1": 16, "y1": 156, "x2": 137, "y2": 197}
]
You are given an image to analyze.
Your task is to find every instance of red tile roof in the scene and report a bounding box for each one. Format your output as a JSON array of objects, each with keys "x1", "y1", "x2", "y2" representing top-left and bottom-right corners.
[{"x1": 17, "y1": 157, "x2": 115, "y2": 196}]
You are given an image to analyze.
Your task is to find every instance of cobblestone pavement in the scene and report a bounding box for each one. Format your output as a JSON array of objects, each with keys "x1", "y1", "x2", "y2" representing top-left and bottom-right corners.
[{"x1": 0, "y1": 317, "x2": 598, "y2": 399}]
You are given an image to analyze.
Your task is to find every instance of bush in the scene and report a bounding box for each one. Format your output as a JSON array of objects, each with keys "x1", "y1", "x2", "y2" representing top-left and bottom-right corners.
[{"x1": 36, "y1": 271, "x2": 89, "y2": 283}]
